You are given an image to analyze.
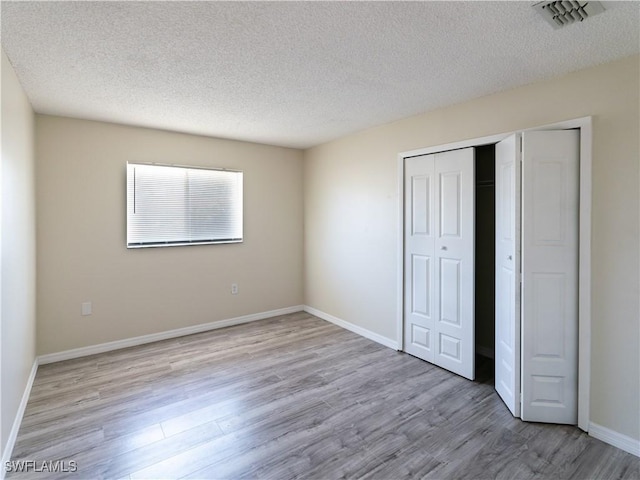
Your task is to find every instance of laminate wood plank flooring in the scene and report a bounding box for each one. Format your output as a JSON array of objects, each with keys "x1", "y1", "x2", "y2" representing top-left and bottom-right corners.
[{"x1": 7, "y1": 312, "x2": 639, "y2": 479}]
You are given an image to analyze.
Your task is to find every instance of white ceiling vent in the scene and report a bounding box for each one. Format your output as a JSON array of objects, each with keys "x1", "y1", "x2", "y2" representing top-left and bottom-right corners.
[{"x1": 534, "y1": 1, "x2": 606, "y2": 29}]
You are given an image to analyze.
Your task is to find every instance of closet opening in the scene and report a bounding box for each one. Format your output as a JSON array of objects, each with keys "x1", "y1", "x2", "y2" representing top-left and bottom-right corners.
[{"x1": 474, "y1": 144, "x2": 496, "y2": 383}]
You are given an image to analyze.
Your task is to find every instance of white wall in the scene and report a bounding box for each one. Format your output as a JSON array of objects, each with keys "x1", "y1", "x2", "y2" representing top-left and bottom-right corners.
[
  {"x1": 1, "y1": 49, "x2": 36, "y2": 456},
  {"x1": 304, "y1": 55, "x2": 639, "y2": 441},
  {"x1": 36, "y1": 116, "x2": 304, "y2": 355}
]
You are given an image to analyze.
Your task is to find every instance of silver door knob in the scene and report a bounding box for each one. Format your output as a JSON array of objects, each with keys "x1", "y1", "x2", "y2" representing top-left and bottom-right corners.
[
  {"x1": 441, "y1": 246, "x2": 447, "y2": 251},
  {"x1": 508, "y1": 255, "x2": 512, "y2": 260}
]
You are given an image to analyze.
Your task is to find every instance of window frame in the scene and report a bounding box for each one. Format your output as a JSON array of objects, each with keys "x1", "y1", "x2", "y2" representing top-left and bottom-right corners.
[{"x1": 126, "y1": 162, "x2": 244, "y2": 249}]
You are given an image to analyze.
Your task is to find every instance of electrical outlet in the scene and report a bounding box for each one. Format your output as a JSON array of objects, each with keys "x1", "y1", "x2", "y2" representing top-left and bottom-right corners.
[
  {"x1": 231, "y1": 283, "x2": 238, "y2": 295},
  {"x1": 81, "y1": 302, "x2": 92, "y2": 316}
]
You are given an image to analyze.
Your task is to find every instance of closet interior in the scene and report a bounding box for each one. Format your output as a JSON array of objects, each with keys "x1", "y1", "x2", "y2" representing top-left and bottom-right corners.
[{"x1": 474, "y1": 144, "x2": 496, "y2": 382}]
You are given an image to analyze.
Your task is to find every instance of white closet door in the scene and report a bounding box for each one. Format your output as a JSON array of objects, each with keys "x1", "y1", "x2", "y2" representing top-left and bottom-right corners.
[
  {"x1": 404, "y1": 154, "x2": 436, "y2": 363},
  {"x1": 521, "y1": 130, "x2": 579, "y2": 424},
  {"x1": 433, "y1": 149, "x2": 475, "y2": 380},
  {"x1": 494, "y1": 134, "x2": 522, "y2": 417},
  {"x1": 403, "y1": 148, "x2": 475, "y2": 380}
]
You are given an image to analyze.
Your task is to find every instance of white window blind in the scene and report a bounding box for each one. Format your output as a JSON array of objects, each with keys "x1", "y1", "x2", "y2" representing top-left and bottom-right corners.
[{"x1": 127, "y1": 163, "x2": 243, "y2": 248}]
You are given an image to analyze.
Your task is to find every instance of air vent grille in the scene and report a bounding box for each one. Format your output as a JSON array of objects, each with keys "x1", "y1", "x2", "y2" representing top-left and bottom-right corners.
[{"x1": 534, "y1": 1, "x2": 605, "y2": 29}]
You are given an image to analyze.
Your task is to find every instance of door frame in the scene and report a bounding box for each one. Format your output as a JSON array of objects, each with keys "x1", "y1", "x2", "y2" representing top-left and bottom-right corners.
[{"x1": 396, "y1": 116, "x2": 592, "y2": 432}]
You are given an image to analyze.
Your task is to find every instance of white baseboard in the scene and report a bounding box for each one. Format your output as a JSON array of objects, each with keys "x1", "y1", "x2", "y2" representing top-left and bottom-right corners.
[
  {"x1": 589, "y1": 422, "x2": 640, "y2": 457},
  {"x1": 303, "y1": 305, "x2": 398, "y2": 350},
  {"x1": 1, "y1": 359, "x2": 39, "y2": 479},
  {"x1": 38, "y1": 305, "x2": 304, "y2": 365}
]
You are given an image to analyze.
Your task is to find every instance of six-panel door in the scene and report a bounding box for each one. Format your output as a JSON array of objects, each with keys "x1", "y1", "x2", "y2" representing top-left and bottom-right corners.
[
  {"x1": 404, "y1": 155, "x2": 436, "y2": 363},
  {"x1": 521, "y1": 130, "x2": 579, "y2": 424},
  {"x1": 494, "y1": 134, "x2": 522, "y2": 417},
  {"x1": 404, "y1": 148, "x2": 475, "y2": 380}
]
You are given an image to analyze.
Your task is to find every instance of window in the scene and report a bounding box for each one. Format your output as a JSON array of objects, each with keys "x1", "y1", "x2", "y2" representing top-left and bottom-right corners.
[{"x1": 127, "y1": 163, "x2": 243, "y2": 248}]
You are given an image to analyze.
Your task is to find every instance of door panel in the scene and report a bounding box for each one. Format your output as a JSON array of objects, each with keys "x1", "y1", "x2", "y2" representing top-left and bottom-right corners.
[
  {"x1": 411, "y1": 254, "x2": 431, "y2": 317},
  {"x1": 521, "y1": 130, "x2": 579, "y2": 424},
  {"x1": 440, "y1": 173, "x2": 461, "y2": 237},
  {"x1": 494, "y1": 134, "x2": 521, "y2": 417},
  {"x1": 440, "y1": 333, "x2": 461, "y2": 361},
  {"x1": 532, "y1": 163, "x2": 565, "y2": 243},
  {"x1": 439, "y1": 258, "x2": 461, "y2": 326},
  {"x1": 411, "y1": 175, "x2": 431, "y2": 236},
  {"x1": 532, "y1": 273, "x2": 566, "y2": 358},
  {"x1": 404, "y1": 155, "x2": 435, "y2": 362},
  {"x1": 411, "y1": 324, "x2": 431, "y2": 350},
  {"x1": 433, "y1": 149, "x2": 475, "y2": 379},
  {"x1": 404, "y1": 148, "x2": 475, "y2": 380}
]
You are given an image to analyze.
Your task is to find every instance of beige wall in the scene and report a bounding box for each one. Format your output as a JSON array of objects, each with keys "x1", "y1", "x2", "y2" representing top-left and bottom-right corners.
[
  {"x1": 304, "y1": 55, "x2": 639, "y2": 441},
  {"x1": 1, "y1": 50, "x2": 36, "y2": 454},
  {"x1": 36, "y1": 116, "x2": 304, "y2": 354}
]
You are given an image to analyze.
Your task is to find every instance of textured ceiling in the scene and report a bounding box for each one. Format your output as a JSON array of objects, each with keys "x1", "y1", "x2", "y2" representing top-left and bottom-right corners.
[{"x1": 1, "y1": 1, "x2": 639, "y2": 149}]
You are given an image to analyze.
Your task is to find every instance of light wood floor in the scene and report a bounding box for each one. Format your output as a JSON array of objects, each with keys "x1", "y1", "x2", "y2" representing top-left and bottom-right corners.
[{"x1": 8, "y1": 312, "x2": 639, "y2": 479}]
